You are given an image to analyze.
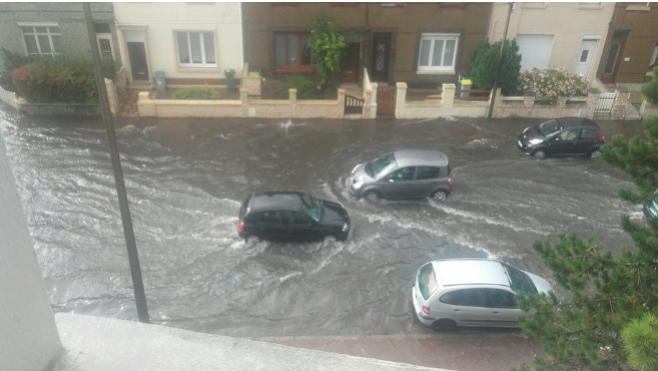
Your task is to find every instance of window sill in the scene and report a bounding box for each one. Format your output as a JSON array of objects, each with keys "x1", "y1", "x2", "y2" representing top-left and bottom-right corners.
[
  {"x1": 521, "y1": 3, "x2": 547, "y2": 9},
  {"x1": 578, "y1": 4, "x2": 603, "y2": 10},
  {"x1": 176, "y1": 66, "x2": 220, "y2": 73},
  {"x1": 417, "y1": 70, "x2": 456, "y2": 75},
  {"x1": 627, "y1": 5, "x2": 650, "y2": 11}
]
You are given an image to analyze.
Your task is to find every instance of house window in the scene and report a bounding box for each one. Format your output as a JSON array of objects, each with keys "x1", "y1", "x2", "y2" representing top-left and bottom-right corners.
[
  {"x1": 417, "y1": 33, "x2": 459, "y2": 73},
  {"x1": 274, "y1": 32, "x2": 312, "y2": 73},
  {"x1": 21, "y1": 24, "x2": 62, "y2": 59},
  {"x1": 649, "y1": 43, "x2": 658, "y2": 69},
  {"x1": 175, "y1": 32, "x2": 216, "y2": 67}
]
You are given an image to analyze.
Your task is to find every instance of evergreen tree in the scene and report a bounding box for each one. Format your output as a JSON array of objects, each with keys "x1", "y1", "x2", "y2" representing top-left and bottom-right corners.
[
  {"x1": 470, "y1": 39, "x2": 521, "y2": 95},
  {"x1": 514, "y1": 116, "x2": 658, "y2": 370},
  {"x1": 642, "y1": 67, "x2": 658, "y2": 105},
  {"x1": 622, "y1": 313, "x2": 658, "y2": 371}
]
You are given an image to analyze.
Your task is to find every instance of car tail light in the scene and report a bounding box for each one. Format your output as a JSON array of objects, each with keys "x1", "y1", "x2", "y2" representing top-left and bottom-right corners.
[
  {"x1": 447, "y1": 177, "x2": 453, "y2": 187},
  {"x1": 238, "y1": 220, "x2": 244, "y2": 232},
  {"x1": 599, "y1": 131, "x2": 605, "y2": 142},
  {"x1": 422, "y1": 305, "x2": 431, "y2": 315}
]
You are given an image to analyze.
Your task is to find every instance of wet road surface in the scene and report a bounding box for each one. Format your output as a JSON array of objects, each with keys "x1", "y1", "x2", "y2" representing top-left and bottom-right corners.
[{"x1": 0, "y1": 105, "x2": 645, "y2": 367}]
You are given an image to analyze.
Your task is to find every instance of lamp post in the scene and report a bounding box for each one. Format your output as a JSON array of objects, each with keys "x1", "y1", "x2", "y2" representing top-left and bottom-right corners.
[
  {"x1": 83, "y1": 2, "x2": 150, "y2": 323},
  {"x1": 488, "y1": 2, "x2": 515, "y2": 120}
]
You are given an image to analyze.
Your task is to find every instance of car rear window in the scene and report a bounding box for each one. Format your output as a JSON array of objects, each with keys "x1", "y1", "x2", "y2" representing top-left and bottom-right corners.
[
  {"x1": 418, "y1": 263, "x2": 438, "y2": 300},
  {"x1": 239, "y1": 196, "x2": 251, "y2": 218}
]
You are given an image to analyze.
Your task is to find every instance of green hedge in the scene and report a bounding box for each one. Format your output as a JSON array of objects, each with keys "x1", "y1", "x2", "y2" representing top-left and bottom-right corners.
[
  {"x1": 285, "y1": 75, "x2": 318, "y2": 99},
  {"x1": 0, "y1": 48, "x2": 31, "y2": 92},
  {"x1": 172, "y1": 86, "x2": 221, "y2": 100},
  {"x1": 11, "y1": 57, "x2": 116, "y2": 103}
]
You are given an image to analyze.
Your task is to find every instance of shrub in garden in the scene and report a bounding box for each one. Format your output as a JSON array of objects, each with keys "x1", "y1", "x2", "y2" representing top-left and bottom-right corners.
[
  {"x1": 285, "y1": 75, "x2": 318, "y2": 99},
  {"x1": 11, "y1": 57, "x2": 116, "y2": 103},
  {"x1": 172, "y1": 86, "x2": 221, "y2": 100},
  {"x1": 641, "y1": 67, "x2": 658, "y2": 105},
  {"x1": 517, "y1": 67, "x2": 589, "y2": 104},
  {"x1": 0, "y1": 48, "x2": 31, "y2": 92},
  {"x1": 470, "y1": 39, "x2": 522, "y2": 95}
]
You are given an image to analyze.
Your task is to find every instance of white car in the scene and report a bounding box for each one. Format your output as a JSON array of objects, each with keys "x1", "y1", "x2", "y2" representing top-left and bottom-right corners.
[{"x1": 411, "y1": 259, "x2": 554, "y2": 331}]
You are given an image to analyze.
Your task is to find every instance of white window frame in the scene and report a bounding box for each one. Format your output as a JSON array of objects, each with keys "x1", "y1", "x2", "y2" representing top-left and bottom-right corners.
[
  {"x1": 417, "y1": 33, "x2": 459, "y2": 74},
  {"x1": 18, "y1": 22, "x2": 61, "y2": 58},
  {"x1": 174, "y1": 31, "x2": 217, "y2": 67}
]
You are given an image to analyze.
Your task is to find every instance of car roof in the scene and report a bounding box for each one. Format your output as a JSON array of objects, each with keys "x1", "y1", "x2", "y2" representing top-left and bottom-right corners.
[
  {"x1": 393, "y1": 150, "x2": 449, "y2": 168},
  {"x1": 430, "y1": 259, "x2": 510, "y2": 288},
  {"x1": 248, "y1": 192, "x2": 305, "y2": 213},
  {"x1": 556, "y1": 117, "x2": 599, "y2": 128}
]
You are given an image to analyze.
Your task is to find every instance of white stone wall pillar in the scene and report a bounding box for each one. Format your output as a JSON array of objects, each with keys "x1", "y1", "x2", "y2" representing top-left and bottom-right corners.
[
  {"x1": 442, "y1": 83, "x2": 456, "y2": 108},
  {"x1": 395, "y1": 82, "x2": 407, "y2": 118},
  {"x1": 0, "y1": 135, "x2": 62, "y2": 371},
  {"x1": 370, "y1": 82, "x2": 378, "y2": 119}
]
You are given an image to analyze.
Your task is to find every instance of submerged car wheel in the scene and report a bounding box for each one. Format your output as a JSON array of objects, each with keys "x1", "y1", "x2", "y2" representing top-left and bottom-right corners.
[
  {"x1": 431, "y1": 319, "x2": 457, "y2": 332},
  {"x1": 589, "y1": 148, "x2": 601, "y2": 158},
  {"x1": 431, "y1": 190, "x2": 448, "y2": 202},
  {"x1": 245, "y1": 235, "x2": 261, "y2": 244},
  {"x1": 323, "y1": 235, "x2": 337, "y2": 243},
  {"x1": 533, "y1": 149, "x2": 547, "y2": 158},
  {"x1": 363, "y1": 190, "x2": 380, "y2": 203}
]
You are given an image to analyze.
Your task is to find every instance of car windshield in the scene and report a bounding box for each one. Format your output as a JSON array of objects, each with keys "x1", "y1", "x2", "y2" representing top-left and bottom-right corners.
[
  {"x1": 418, "y1": 263, "x2": 438, "y2": 300},
  {"x1": 537, "y1": 120, "x2": 562, "y2": 136},
  {"x1": 503, "y1": 264, "x2": 537, "y2": 294},
  {"x1": 301, "y1": 195, "x2": 323, "y2": 222},
  {"x1": 365, "y1": 152, "x2": 397, "y2": 178}
]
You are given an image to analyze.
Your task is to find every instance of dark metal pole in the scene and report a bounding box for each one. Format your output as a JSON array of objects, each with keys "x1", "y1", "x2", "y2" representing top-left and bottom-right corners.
[
  {"x1": 83, "y1": 3, "x2": 150, "y2": 323},
  {"x1": 488, "y1": 2, "x2": 514, "y2": 120}
]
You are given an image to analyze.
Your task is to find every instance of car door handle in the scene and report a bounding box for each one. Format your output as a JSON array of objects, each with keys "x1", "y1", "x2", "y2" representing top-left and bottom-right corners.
[
  {"x1": 492, "y1": 311, "x2": 499, "y2": 314},
  {"x1": 453, "y1": 309, "x2": 460, "y2": 312}
]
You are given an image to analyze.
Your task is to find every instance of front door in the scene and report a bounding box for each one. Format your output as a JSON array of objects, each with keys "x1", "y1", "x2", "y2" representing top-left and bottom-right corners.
[
  {"x1": 341, "y1": 42, "x2": 360, "y2": 84},
  {"x1": 381, "y1": 167, "x2": 416, "y2": 199},
  {"x1": 371, "y1": 33, "x2": 392, "y2": 82},
  {"x1": 127, "y1": 42, "x2": 149, "y2": 81},
  {"x1": 600, "y1": 30, "x2": 629, "y2": 84},
  {"x1": 575, "y1": 39, "x2": 598, "y2": 79}
]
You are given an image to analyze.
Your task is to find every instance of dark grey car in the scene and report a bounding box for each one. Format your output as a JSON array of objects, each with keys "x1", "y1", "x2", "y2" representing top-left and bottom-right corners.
[
  {"x1": 517, "y1": 117, "x2": 605, "y2": 158},
  {"x1": 346, "y1": 150, "x2": 452, "y2": 202}
]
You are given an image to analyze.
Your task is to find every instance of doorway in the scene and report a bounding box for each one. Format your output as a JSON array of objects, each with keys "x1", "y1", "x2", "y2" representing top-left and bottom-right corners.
[
  {"x1": 341, "y1": 42, "x2": 360, "y2": 84},
  {"x1": 601, "y1": 30, "x2": 629, "y2": 84},
  {"x1": 575, "y1": 38, "x2": 598, "y2": 79},
  {"x1": 371, "y1": 33, "x2": 392, "y2": 82},
  {"x1": 123, "y1": 30, "x2": 150, "y2": 83}
]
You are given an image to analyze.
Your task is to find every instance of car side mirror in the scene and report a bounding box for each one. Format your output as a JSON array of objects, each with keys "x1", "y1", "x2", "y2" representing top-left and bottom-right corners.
[
  {"x1": 554, "y1": 136, "x2": 560, "y2": 142},
  {"x1": 388, "y1": 178, "x2": 395, "y2": 183}
]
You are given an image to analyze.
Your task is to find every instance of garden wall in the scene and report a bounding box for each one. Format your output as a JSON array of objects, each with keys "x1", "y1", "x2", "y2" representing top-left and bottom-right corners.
[
  {"x1": 640, "y1": 99, "x2": 658, "y2": 118},
  {"x1": 138, "y1": 88, "x2": 346, "y2": 119},
  {"x1": 0, "y1": 84, "x2": 18, "y2": 110},
  {"x1": 395, "y1": 83, "x2": 597, "y2": 119},
  {"x1": 15, "y1": 78, "x2": 119, "y2": 116}
]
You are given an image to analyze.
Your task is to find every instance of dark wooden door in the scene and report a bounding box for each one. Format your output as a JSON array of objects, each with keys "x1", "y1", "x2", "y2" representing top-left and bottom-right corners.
[
  {"x1": 341, "y1": 42, "x2": 360, "y2": 83},
  {"x1": 127, "y1": 42, "x2": 149, "y2": 81},
  {"x1": 377, "y1": 86, "x2": 396, "y2": 116},
  {"x1": 371, "y1": 33, "x2": 392, "y2": 82}
]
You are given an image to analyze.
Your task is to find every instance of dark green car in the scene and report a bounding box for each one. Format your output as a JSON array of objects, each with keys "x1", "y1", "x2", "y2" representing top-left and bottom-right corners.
[{"x1": 643, "y1": 192, "x2": 658, "y2": 219}]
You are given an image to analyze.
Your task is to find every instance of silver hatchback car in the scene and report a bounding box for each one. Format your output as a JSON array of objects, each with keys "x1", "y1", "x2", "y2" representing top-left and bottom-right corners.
[
  {"x1": 411, "y1": 259, "x2": 554, "y2": 331},
  {"x1": 346, "y1": 150, "x2": 452, "y2": 202}
]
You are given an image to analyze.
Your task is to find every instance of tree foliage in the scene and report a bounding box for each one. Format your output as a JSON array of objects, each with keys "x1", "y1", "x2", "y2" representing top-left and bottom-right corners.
[
  {"x1": 621, "y1": 313, "x2": 658, "y2": 371},
  {"x1": 515, "y1": 117, "x2": 658, "y2": 370},
  {"x1": 641, "y1": 67, "x2": 658, "y2": 105},
  {"x1": 310, "y1": 14, "x2": 346, "y2": 87},
  {"x1": 0, "y1": 48, "x2": 31, "y2": 92},
  {"x1": 470, "y1": 39, "x2": 522, "y2": 95}
]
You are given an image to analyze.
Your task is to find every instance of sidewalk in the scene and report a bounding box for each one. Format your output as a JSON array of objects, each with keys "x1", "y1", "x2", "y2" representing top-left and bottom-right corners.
[{"x1": 258, "y1": 332, "x2": 543, "y2": 371}]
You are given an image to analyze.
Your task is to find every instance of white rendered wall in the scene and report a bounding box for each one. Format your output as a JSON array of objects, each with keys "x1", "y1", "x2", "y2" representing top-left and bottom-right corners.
[
  {"x1": 488, "y1": 2, "x2": 614, "y2": 81},
  {"x1": 113, "y1": 2, "x2": 244, "y2": 80},
  {"x1": 0, "y1": 132, "x2": 62, "y2": 370}
]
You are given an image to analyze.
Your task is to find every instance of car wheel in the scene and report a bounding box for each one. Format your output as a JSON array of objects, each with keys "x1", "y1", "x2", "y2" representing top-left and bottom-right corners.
[
  {"x1": 245, "y1": 235, "x2": 261, "y2": 244},
  {"x1": 363, "y1": 190, "x2": 380, "y2": 203},
  {"x1": 589, "y1": 148, "x2": 601, "y2": 158},
  {"x1": 323, "y1": 235, "x2": 337, "y2": 243},
  {"x1": 533, "y1": 149, "x2": 547, "y2": 159},
  {"x1": 431, "y1": 319, "x2": 457, "y2": 332},
  {"x1": 431, "y1": 190, "x2": 448, "y2": 202}
]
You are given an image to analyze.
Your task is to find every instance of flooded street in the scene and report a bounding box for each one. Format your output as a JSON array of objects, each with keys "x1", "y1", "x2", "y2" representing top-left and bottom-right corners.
[{"x1": 0, "y1": 105, "x2": 644, "y2": 339}]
